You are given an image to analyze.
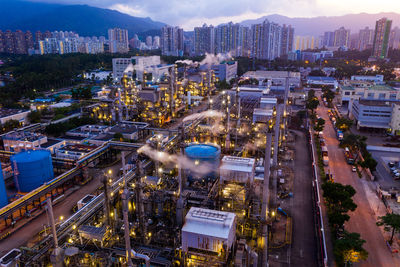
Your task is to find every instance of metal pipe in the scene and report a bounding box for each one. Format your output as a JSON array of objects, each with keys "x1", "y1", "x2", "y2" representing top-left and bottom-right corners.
[
  {"x1": 122, "y1": 189, "x2": 133, "y2": 266},
  {"x1": 260, "y1": 132, "x2": 272, "y2": 266},
  {"x1": 131, "y1": 249, "x2": 150, "y2": 267},
  {"x1": 250, "y1": 250, "x2": 258, "y2": 267},
  {"x1": 46, "y1": 198, "x2": 58, "y2": 248}
]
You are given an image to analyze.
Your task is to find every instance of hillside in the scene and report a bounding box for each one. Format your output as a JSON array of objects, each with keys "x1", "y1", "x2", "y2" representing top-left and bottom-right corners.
[{"x1": 0, "y1": 0, "x2": 165, "y2": 38}]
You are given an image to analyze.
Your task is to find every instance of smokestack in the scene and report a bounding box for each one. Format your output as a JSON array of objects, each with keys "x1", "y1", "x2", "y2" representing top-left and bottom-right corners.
[
  {"x1": 46, "y1": 198, "x2": 64, "y2": 267},
  {"x1": 135, "y1": 157, "x2": 146, "y2": 242},
  {"x1": 122, "y1": 189, "x2": 133, "y2": 266}
]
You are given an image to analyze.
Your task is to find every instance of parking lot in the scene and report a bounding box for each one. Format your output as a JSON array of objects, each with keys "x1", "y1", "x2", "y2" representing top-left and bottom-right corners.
[{"x1": 371, "y1": 150, "x2": 400, "y2": 189}]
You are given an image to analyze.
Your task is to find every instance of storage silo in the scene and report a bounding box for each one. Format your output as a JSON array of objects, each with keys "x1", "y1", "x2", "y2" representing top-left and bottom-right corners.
[
  {"x1": 0, "y1": 165, "x2": 8, "y2": 208},
  {"x1": 11, "y1": 150, "x2": 54, "y2": 192},
  {"x1": 184, "y1": 143, "x2": 220, "y2": 180}
]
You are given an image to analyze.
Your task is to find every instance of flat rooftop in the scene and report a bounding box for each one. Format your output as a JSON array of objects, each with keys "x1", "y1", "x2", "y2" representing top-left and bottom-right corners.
[
  {"x1": 182, "y1": 207, "x2": 236, "y2": 239},
  {"x1": 41, "y1": 138, "x2": 64, "y2": 148},
  {"x1": 58, "y1": 144, "x2": 97, "y2": 153},
  {"x1": 3, "y1": 131, "x2": 45, "y2": 142},
  {"x1": 0, "y1": 109, "x2": 29, "y2": 118}
]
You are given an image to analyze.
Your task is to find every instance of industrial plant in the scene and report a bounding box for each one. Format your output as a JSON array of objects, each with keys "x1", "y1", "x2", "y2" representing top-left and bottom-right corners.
[{"x1": 0, "y1": 55, "x2": 297, "y2": 267}]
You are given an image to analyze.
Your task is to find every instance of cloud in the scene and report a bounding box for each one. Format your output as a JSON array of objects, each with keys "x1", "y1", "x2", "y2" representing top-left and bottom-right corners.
[{"x1": 28, "y1": 0, "x2": 400, "y2": 30}]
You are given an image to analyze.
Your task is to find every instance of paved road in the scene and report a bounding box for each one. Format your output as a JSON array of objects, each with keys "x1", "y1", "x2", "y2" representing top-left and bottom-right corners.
[
  {"x1": 289, "y1": 130, "x2": 318, "y2": 266},
  {"x1": 0, "y1": 153, "x2": 130, "y2": 257},
  {"x1": 317, "y1": 98, "x2": 400, "y2": 267}
]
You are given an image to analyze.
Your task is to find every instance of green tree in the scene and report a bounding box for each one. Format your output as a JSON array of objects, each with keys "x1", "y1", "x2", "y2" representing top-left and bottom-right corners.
[
  {"x1": 322, "y1": 89, "x2": 336, "y2": 104},
  {"x1": 306, "y1": 97, "x2": 319, "y2": 114},
  {"x1": 314, "y1": 118, "x2": 325, "y2": 132},
  {"x1": 113, "y1": 132, "x2": 124, "y2": 141},
  {"x1": 334, "y1": 231, "x2": 368, "y2": 266},
  {"x1": 309, "y1": 69, "x2": 327, "y2": 76},
  {"x1": 322, "y1": 181, "x2": 357, "y2": 232},
  {"x1": 322, "y1": 182, "x2": 357, "y2": 212},
  {"x1": 336, "y1": 117, "x2": 353, "y2": 132},
  {"x1": 28, "y1": 110, "x2": 41, "y2": 123},
  {"x1": 359, "y1": 153, "x2": 378, "y2": 172},
  {"x1": 377, "y1": 213, "x2": 400, "y2": 245}
]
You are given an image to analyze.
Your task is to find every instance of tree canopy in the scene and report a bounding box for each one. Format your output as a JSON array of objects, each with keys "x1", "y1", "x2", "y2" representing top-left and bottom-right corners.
[
  {"x1": 377, "y1": 213, "x2": 400, "y2": 245},
  {"x1": 334, "y1": 231, "x2": 368, "y2": 266}
]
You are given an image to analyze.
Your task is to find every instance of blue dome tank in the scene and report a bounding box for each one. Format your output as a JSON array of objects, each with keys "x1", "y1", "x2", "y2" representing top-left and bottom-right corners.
[
  {"x1": 185, "y1": 143, "x2": 220, "y2": 180},
  {"x1": 11, "y1": 150, "x2": 54, "y2": 192},
  {"x1": 0, "y1": 165, "x2": 7, "y2": 208}
]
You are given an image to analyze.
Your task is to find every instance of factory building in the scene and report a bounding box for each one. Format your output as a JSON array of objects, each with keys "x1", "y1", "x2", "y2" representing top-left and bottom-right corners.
[
  {"x1": 2, "y1": 131, "x2": 64, "y2": 153},
  {"x1": 112, "y1": 56, "x2": 171, "y2": 82},
  {"x1": 55, "y1": 144, "x2": 98, "y2": 160},
  {"x1": 220, "y1": 156, "x2": 256, "y2": 185},
  {"x1": 182, "y1": 207, "x2": 236, "y2": 265},
  {"x1": 0, "y1": 109, "x2": 30, "y2": 125}
]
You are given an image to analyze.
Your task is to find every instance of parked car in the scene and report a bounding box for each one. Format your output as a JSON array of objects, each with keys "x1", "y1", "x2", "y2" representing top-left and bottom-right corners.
[
  {"x1": 388, "y1": 162, "x2": 395, "y2": 168},
  {"x1": 352, "y1": 166, "x2": 357, "y2": 172}
]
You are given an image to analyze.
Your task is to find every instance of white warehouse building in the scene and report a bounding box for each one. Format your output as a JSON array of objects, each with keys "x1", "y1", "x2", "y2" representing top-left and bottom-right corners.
[{"x1": 182, "y1": 207, "x2": 236, "y2": 263}]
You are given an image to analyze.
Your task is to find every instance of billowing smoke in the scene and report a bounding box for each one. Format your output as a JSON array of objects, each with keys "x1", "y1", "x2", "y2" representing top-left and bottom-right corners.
[
  {"x1": 138, "y1": 144, "x2": 213, "y2": 175},
  {"x1": 200, "y1": 52, "x2": 233, "y2": 67},
  {"x1": 197, "y1": 117, "x2": 225, "y2": 134},
  {"x1": 175, "y1": 59, "x2": 199, "y2": 66},
  {"x1": 124, "y1": 63, "x2": 135, "y2": 73},
  {"x1": 183, "y1": 110, "x2": 223, "y2": 123}
]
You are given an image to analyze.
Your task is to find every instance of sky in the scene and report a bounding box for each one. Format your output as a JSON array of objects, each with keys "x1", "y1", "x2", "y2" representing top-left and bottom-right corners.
[{"x1": 30, "y1": 0, "x2": 400, "y2": 30}]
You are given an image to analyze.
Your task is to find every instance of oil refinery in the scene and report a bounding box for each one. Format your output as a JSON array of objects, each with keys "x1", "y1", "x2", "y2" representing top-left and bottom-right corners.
[{"x1": 0, "y1": 56, "x2": 301, "y2": 267}]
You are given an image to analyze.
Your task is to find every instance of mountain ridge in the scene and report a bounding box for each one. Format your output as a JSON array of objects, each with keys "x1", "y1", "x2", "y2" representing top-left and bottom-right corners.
[
  {"x1": 0, "y1": 0, "x2": 165, "y2": 38},
  {"x1": 239, "y1": 12, "x2": 400, "y2": 36}
]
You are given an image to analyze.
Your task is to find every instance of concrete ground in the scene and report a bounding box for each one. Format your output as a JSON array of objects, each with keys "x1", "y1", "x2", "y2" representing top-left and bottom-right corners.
[
  {"x1": 269, "y1": 130, "x2": 318, "y2": 267},
  {"x1": 371, "y1": 151, "x2": 400, "y2": 189},
  {"x1": 0, "y1": 153, "x2": 130, "y2": 257}
]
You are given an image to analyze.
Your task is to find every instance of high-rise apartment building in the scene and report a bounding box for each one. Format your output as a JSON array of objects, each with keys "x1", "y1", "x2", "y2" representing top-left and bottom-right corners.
[
  {"x1": 333, "y1": 27, "x2": 350, "y2": 47},
  {"x1": 280, "y1": 24, "x2": 294, "y2": 56},
  {"x1": 389, "y1": 27, "x2": 400, "y2": 50},
  {"x1": 25, "y1": 31, "x2": 34, "y2": 51},
  {"x1": 194, "y1": 24, "x2": 215, "y2": 55},
  {"x1": 160, "y1": 26, "x2": 184, "y2": 56},
  {"x1": 251, "y1": 20, "x2": 282, "y2": 60},
  {"x1": 145, "y1": 36, "x2": 153, "y2": 47},
  {"x1": 372, "y1": 18, "x2": 392, "y2": 59},
  {"x1": 108, "y1": 28, "x2": 129, "y2": 53},
  {"x1": 153, "y1": 36, "x2": 160, "y2": 48},
  {"x1": 0, "y1": 31, "x2": 5, "y2": 53},
  {"x1": 4, "y1": 30, "x2": 15, "y2": 54},
  {"x1": 14, "y1": 30, "x2": 27, "y2": 54},
  {"x1": 322, "y1": 31, "x2": 335, "y2": 47},
  {"x1": 358, "y1": 27, "x2": 374, "y2": 51}
]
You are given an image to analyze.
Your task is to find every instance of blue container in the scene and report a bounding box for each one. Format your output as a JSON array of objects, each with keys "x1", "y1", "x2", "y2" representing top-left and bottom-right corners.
[
  {"x1": 0, "y1": 166, "x2": 7, "y2": 208},
  {"x1": 184, "y1": 143, "x2": 220, "y2": 180},
  {"x1": 11, "y1": 150, "x2": 54, "y2": 192}
]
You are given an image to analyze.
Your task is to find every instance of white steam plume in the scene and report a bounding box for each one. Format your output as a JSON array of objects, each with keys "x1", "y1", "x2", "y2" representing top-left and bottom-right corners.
[
  {"x1": 200, "y1": 52, "x2": 233, "y2": 67},
  {"x1": 175, "y1": 59, "x2": 199, "y2": 66},
  {"x1": 138, "y1": 145, "x2": 213, "y2": 175},
  {"x1": 183, "y1": 110, "x2": 223, "y2": 123},
  {"x1": 124, "y1": 63, "x2": 135, "y2": 73}
]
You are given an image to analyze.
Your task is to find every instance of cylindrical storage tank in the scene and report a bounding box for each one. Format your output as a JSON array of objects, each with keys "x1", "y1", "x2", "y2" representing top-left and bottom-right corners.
[
  {"x1": 184, "y1": 143, "x2": 220, "y2": 180},
  {"x1": 11, "y1": 150, "x2": 54, "y2": 192},
  {"x1": 0, "y1": 165, "x2": 8, "y2": 208}
]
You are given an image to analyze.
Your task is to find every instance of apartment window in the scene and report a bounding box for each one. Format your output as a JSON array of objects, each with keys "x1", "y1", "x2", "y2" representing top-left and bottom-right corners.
[
  {"x1": 367, "y1": 93, "x2": 374, "y2": 98},
  {"x1": 378, "y1": 93, "x2": 386, "y2": 99},
  {"x1": 390, "y1": 94, "x2": 397, "y2": 100},
  {"x1": 345, "y1": 92, "x2": 350, "y2": 95}
]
